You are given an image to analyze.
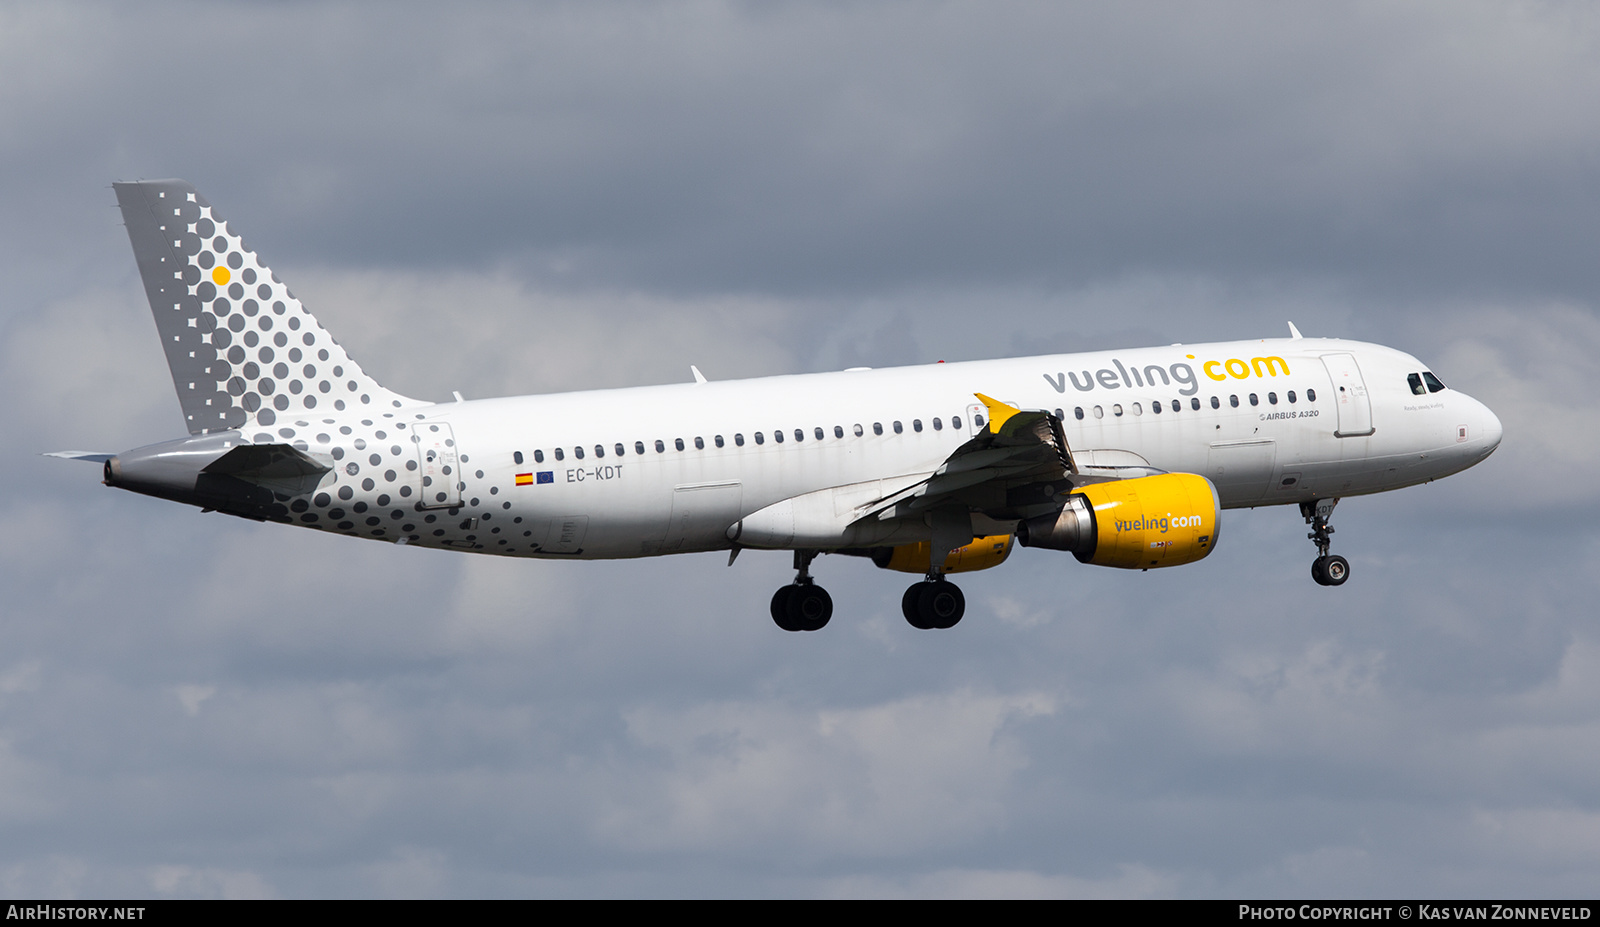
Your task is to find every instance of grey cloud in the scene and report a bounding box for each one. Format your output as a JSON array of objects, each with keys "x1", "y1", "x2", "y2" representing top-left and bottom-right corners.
[{"x1": 5, "y1": 3, "x2": 1600, "y2": 301}]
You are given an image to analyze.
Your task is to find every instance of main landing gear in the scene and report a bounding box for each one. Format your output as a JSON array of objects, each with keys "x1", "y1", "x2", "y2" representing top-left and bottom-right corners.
[
  {"x1": 770, "y1": 550, "x2": 833, "y2": 632},
  {"x1": 1302, "y1": 498, "x2": 1349, "y2": 587},
  {"x1": 901, "y1": 575, "x2": 966, "y2": 629},
  {"x1": 766, "y1": 550, "x2": 968, "y2": 631}
]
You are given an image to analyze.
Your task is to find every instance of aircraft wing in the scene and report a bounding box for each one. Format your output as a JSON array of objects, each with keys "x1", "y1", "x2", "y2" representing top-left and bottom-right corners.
[{"x1": 856, "y1": 394, "x2": 1079, "y2": 524}]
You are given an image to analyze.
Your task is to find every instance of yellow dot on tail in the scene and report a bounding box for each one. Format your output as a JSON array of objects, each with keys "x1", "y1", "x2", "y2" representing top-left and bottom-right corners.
[{"x1": 212, "y1": 266, "x2": 230, "y2": 285}]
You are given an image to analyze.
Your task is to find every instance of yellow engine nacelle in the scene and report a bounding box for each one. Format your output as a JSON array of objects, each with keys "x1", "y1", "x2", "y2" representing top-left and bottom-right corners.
[
  {"x1": 1017, "y1": 473, "x2": 1220, "y2": 569},
  {"x1": 872, "y1": 534, "x2": 1016, "y2": 574}
]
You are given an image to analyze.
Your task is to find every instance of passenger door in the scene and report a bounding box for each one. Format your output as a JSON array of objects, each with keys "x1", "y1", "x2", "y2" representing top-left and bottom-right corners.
[
  {"x1": 413, "y1": 421, "x2": 463, "y2": 509},
  {"x1": 1320, "y1": 353, "x2": 1375, "y2": 437}
]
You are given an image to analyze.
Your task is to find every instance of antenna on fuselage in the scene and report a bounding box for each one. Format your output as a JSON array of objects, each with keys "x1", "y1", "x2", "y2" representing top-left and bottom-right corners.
[{"x1": 1287, "y1": 322, "x2": 1304, "y2": 340}]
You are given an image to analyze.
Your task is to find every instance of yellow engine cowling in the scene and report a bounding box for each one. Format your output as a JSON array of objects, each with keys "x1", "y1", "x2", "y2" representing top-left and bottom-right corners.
[
  {"x1": 1018, "y1": 472, "x2": 1220, "y2": 569},
  {"x1": 872, "y1": 534, "x2": 1016, "y2": 574}
]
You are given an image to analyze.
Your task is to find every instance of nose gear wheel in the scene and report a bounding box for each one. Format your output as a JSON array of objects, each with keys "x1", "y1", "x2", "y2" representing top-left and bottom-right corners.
[{"x1": 1311, "y1": 554, "x2": 1349, "y2": 586}]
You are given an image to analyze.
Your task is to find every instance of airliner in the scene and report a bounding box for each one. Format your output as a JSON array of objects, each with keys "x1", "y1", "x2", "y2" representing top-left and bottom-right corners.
[{"x1": 52, "y1": 181, "x2": 1503, "y2": 631}]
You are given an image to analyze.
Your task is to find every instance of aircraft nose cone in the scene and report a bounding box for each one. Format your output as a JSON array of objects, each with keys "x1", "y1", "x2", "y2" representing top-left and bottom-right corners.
[
  {"x1": 1465, "y1": 394, "x2": 1502, "y2": 461},
  {"x1": 1482, "y1": 403, "x2": 1503, "y2": 453}
]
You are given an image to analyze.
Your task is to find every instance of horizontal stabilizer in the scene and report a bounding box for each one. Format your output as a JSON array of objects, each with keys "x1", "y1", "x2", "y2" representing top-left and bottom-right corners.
[
  {"x1": 202, "y1": 443, "x2": 332, "y2": 497},
  {"x1": 43, "y1": 451, "x2": 116, "y2": 463}
]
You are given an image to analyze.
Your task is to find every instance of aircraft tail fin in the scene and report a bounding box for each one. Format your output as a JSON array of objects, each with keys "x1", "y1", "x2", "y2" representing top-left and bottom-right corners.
[{"x1": 113, "y1": 179, "x2": 425, "y2": 435}]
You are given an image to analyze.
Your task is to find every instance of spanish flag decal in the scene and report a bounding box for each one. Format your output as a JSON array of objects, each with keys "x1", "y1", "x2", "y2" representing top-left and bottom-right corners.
[{"x1": 516, "y1": 473, "x2": 534, "y2": 486}]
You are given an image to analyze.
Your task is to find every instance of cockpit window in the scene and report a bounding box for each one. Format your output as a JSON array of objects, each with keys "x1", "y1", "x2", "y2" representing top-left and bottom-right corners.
[
  {"x1": 1408, "y1": 373, "x2": 1427, "y2": 395},
  {"x1": 1423, "y1": 371, "x2": 1446, "y2": 393}
]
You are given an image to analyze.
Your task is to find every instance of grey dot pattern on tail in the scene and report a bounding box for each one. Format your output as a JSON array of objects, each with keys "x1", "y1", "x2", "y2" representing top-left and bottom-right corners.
[
  {"x1": 182, "y1": 202, "x2": 412, "y2": 429},
  {"x1": 113, "y1": 180, "x2": 422, "y2": 435}
]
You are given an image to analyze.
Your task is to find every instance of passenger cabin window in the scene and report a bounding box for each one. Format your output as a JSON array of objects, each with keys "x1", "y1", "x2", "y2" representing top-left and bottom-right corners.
[
  {"x1": 755, "y1": 432, "x2": 765, "y2": 445},
  {"x1": 1191, "y1": 398, "x2": 1201, "y2": 410},
  {"x1": 1075, "y1": 407, "x2": 1085, "y2": 420},
  {"x1": 1150, "y1": 400, "x2": 1161, "y2": 414},
  {"x1": 912, "y1": 419, "x2": 923, "y2": 432},
  {"x1": 1132, "y1": 403, "x2": 1143, "y2": 415},
  {"x1": 714, "y1": 435, "x2": 725, "y2": 448},
  {"x1": 514, "y1": 451, "x2": 524, "y2": 465},
  {"x1": 794, "y1": 429, "x2": 804, "y2": 442},
  {"x1": 1287, "y1": 391, "x2": 1297, "y2": 404},
  {"x1": 574, "y1": 446, "x2": 584, "y2": 460},
  {"x1": 1307, "y1": 388, "x2": 1317, "y2": 401},
  {"x1": 674, "y1": 438, "x2": 685, "y2": 451},
  {"x1": 615, "y1": 443, "x2": 626, "y2": 456},
  {"x1": 1249, "y1": 393, "x2": 1259, "y2": 406},
  {"x1": 893, "y1": 421, "x2": 903, "y2": 434},
  {"x1": 975, "y1": 415, "x2": 985, "y2": 428},
  {"x1": 635, "y1": 441, "x2": 646, "y2": 454},
  {"x1": 694, "y1": 437, "x2": 705, "y2": 450},
  {"x1": 835, "y1": 425, "x2": 845, "y2": 438},
  {"x1": 1229, "y1": 395, "x2": 1239, "y2": 408},
  {"x1": 735, "y1": 434, "x2": 745, "y2": 446},
  {"x1": 655, "y1": 440, "x2": 665, "y2": 453},
  {"x1": 952, "y1": 416, "x2": 961, "y2": 429},
  {"x1": 1268, "y1": 392, "x2": 1278, "y2": 405},
  {"x1": 1113, "y1": 404, "x2": 1124, "y2": 417},
  {"x1": 554, "y1": 448, "x2": 564, "y2": 461},
  {"x1": 814, "y1": 427, "x2": 824, "y2": 440},
  {"x1": 872, "y1": 422, "x2": 883, "y2": 435},
  {"x1": 1423, "y1": 372, "x2": 1446, "y2": 393},
  {"x1": 932, "y1": 417, "x2": 943, "y2": 430},
  {"x1": 774, "y1": 430, "x2": 784, "y2": 444},
  {"x1": 1172, "y1": 399, "x2": 1182, "y2": 412},
  {"x1": 1408, "y1": 373, "x2": 1428, "y2": 395},
  {"x1": 594, "y1": 445, "x2": 604, "y2": 458},
  {"x1": 852, "y1": 424, "x2": 863, "y2": 437},
  {"x1": 1093, "y1": 405, "x2": 1104, "y2": 419},
  {"x1": 1211, "y1": 396, "x2": 1220, "y2": 409}
]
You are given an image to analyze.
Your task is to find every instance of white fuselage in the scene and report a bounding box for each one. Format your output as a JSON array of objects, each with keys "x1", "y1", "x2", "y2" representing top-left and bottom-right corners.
[{"x1": 255, "y1": 336, "x2": 1499, "y2": 559}]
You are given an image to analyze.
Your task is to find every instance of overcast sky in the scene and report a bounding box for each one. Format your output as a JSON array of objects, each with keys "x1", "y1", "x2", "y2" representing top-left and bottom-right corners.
[{"x1": 3, "y1": 0, "x2": 1598, "y2": 898}]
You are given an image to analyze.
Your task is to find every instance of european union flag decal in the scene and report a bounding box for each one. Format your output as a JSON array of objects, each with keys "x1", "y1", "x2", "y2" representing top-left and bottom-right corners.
[{"x1": 536, "y1": 471, "x2": 554, "y2": 484}]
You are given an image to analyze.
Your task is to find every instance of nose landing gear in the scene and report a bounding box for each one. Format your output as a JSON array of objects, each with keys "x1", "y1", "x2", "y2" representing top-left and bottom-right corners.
[
  {"x1": 770, "y1": 550, "x2": 833, "y2": 631},
  {"x1": 1302, "y1": 498, "x2": 1349, "y2": 586}
]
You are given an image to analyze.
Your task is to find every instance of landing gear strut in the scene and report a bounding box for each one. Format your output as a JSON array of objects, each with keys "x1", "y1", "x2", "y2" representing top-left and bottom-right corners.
[
  {"x1": 1302, "y1": 498, "x2": 1349, "y2": 587},
  {"x1": 901, "y1": 510, "x2": 970, "y2": 629},
  {"x1": 770, "y1": 550, "x2": 833, "y2": 631}
]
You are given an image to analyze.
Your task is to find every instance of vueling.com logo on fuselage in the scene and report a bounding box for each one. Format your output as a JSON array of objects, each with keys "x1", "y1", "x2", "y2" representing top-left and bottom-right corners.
[
  {"x1": 1043, "y1": 354, "x2": 1291, "y2": 396},
  {"x1": 1114, "y1": 513, "x2": 1205, "y2": 533}
]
